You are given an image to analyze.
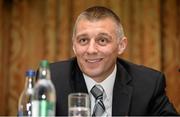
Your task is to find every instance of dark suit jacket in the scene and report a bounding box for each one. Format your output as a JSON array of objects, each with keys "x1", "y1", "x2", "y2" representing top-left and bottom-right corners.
[{"x1": 50, "y1": 57, "x2": 178, "y2": 116}]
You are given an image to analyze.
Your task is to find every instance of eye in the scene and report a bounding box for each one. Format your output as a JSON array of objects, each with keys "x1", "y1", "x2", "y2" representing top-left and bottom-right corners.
[
  {"x1": 78, "y1": 38, "x2": 89, "y2": 45},
  {"x1": 97, "y1": 37, "x2": 109, "y2": 46}
]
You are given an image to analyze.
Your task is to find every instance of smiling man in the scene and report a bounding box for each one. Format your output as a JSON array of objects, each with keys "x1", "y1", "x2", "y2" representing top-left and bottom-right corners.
[
  {"x1": 73, "y1": 17, "x2": 127, "y2": 83},
  {"x1": 50, "y1": 6, "x2": 178, "y2": 116}
]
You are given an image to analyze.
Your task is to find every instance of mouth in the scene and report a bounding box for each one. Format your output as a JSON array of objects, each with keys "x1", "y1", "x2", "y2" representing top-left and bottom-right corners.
[{"x1": 85, "y1": 58, "x2": 103, "y2": 63}]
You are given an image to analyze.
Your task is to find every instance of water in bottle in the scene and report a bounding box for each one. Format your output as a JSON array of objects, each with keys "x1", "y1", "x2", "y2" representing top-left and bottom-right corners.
[
  {"x1": 18, "y1": 69, "x2": 36, "y2": 116},
  {"x1": 32, "y1": 60, "x2": 56, "y2": 116}
]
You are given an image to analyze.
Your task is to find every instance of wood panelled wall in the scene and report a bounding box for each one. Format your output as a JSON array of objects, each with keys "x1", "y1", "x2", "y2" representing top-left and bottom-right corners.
[{"x1": 0, "y1": 0, "x2": 179, "y2": 115}]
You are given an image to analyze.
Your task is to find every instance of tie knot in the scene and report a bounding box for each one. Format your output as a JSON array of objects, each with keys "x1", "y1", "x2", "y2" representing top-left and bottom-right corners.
[{"x1": 91, "y1": 85, "x2": 104, "y2": 100}]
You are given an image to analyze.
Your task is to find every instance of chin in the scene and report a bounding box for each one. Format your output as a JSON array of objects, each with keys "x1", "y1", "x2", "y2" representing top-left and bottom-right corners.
[{"x1": 85, "y1": 70, "x2": 102, "y2": 78}]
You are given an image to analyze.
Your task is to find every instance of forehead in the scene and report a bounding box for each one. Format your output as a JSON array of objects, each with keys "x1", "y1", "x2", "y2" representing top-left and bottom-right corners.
[
  {"x1": 77, "y1": 17, "x2": 116, "y2": 26},
  {"x1": 75, "y1": 18, "x2": 117, "y2": 34}
]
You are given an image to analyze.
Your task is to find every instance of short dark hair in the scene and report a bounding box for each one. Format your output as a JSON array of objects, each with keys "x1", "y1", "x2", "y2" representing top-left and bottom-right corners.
[{"x1": 73, "y1": 6, "x2": 125, "y2": 39}]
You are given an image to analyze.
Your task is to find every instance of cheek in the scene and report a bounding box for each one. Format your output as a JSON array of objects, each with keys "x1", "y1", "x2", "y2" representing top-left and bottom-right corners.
[
  {"x1": 101, "y1": 46, "x2": 119, "y2": 55},
  {"x1": 73, "y1": 45, "x2": 86, "y2": 55}
]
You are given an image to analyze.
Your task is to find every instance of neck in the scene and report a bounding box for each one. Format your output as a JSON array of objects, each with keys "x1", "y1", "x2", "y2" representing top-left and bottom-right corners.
[{"x1": 90, "y1": 65, "x2": 116, "y2": 83}]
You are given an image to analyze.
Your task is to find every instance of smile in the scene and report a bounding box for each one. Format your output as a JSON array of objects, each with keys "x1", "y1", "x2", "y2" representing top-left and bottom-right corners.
[{"x1": 86, "y1": 58, "x2": 103, "y2": 63}]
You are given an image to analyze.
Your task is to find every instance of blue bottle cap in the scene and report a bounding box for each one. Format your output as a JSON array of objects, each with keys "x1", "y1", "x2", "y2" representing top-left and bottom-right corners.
[{"x1": 26, "y1": 69, "x2": 36, "y2": 78}]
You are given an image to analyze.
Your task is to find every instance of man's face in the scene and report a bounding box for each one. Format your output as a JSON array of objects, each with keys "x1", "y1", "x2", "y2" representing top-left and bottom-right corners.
[{"x1": 73, "y1": 18, "x2": 126, "y2": 82}]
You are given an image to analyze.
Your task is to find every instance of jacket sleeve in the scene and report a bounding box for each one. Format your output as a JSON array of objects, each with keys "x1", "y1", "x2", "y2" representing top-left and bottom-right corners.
[{"x1": 149, "y1": 73, "x2": 178, "y2": 115}]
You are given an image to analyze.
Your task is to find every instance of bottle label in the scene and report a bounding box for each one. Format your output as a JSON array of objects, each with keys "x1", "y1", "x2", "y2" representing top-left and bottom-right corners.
[
  {"x1": 40, "y1": 100, "x2": 55, "y2": 116},
  {"x1": 32, "y1": 100, "x2": 39, "y2": 116},
  {"x1": 32, "y1": 100, "x2": 55, "y2": 116}
]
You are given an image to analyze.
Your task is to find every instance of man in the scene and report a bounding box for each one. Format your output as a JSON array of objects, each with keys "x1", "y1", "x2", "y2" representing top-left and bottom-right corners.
[{"x1": 50, "y1": 6, "x2": 178, "y2": 116}]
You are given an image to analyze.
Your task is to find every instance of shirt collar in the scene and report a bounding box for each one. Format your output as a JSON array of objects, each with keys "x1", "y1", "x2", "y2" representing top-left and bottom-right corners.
[{"x1": 83, "y1": 65, "x2": 117, "y2": 100}]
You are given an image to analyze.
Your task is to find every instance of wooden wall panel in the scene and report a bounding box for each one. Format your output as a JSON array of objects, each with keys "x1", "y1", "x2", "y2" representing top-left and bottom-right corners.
[
  {"x1": 56, "y1": 0, "x2": 72, "y2": 60},
  {"x1": 44, "y1": 0, "x2": 57, "y2": 61},
  {"x1": 8, "y1": 1, "x2": 29, "y2": 115},
  {"x1": 0, "y1": 0, "x2": 5, "y2": 115},
  {"x1": 141, "y1": 0, "x2": 161, "y2": 70},
  {"x1": 0, "y1": 0, "x2": 12, "y2": 115},
  {"x1": 28, "y1": 0, "x2": 47, "y2": 65},
  {"x1": 162, "y1": 0, "x2": 180, "y2": 112},
  {"x1": 127, "y1": 0, "x2": 143, "y2": 63},
  {"x1": 120, "y1": 0, "x2": 132, "y2": 60}
]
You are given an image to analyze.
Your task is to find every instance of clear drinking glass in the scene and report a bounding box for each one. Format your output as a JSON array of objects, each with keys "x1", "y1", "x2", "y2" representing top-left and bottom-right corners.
[{"x1": 68, "y1": 93, "x2": 90, "y2": 117}]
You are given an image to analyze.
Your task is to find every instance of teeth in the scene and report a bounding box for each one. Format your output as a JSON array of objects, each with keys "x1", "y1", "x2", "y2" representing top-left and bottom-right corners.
[{"x1": 86, "y1": 59, "x2": 101, "y2": 63}]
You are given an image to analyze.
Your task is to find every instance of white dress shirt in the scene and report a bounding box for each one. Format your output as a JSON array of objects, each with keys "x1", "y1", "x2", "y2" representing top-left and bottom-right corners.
[{"x1": 83, "y1": 65, "x2": 117, "y2": 116}]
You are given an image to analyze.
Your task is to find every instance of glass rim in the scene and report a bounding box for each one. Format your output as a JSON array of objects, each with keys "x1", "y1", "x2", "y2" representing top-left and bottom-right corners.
[{"x1": 68, "y1": 92, "x2": 89, "y2": 97}]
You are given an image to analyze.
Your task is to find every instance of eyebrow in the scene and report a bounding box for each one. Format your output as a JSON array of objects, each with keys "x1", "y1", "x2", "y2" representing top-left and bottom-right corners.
[
  {"x1": 97, "y1": 32, "x2": 112, "y2": 39},
  {"x1": 76, "y1": 34, "x2": 88, "y2": 38},
  {"x1": 76, "y1": 32, "x2": 112, "y2": 39}
]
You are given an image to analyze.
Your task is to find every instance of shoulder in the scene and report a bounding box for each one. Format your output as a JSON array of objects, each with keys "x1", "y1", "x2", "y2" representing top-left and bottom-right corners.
[
  {"x1": 49, "y1": 57, "x2": 78, "y2": 82},
  {"x1": 117, "y1": 59, "x2": 178, "y2": 115},
  {"x1": 117, "y1": 58, "x2": 165, "y2": 88},
  {"x1": 117, "y1": 58, "x2": 164, "y2": 79},
  {"x1": 50, "y1": 57, "x2": 77, "y2": 69},
  {"x1": 117, "y1": 58, "x2": 166, "y2": 97},
  {"x1": 50, "y1": 57, "x2": 79, "y2": 74}
]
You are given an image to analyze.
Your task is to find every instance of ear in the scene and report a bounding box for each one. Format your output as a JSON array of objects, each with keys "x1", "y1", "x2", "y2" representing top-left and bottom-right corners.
[
  {"x1": 72, "y1": 44, "x2": 76, "y2": 55},
  {"x1": 118, "y1": 36, "x2": 128, "y2": 55},
  {"x1": 72, "y1": 37, "x2": 77, "y2": 54}
]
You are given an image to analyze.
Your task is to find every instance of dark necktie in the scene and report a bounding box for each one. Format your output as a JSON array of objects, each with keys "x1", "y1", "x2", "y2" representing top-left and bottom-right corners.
[{"x1": 90, "y1": 85, "x2": 106, "y2": 117}]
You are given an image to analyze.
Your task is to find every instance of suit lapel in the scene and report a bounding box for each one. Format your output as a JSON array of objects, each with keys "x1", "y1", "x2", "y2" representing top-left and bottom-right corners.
[
  {"x1": 112, "y1": 61, "x2": 133, "y2": 116},
  {"x1": 70, "y1": 58, "x2": 133, "y2": 115},
  {"x1": 70, "y1": 60, "x2": 88, "y2": 93}
]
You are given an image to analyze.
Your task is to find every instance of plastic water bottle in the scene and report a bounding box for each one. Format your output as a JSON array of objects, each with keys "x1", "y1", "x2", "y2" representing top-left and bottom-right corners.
[
  {"x1": 18, "y1": 69, "x2": 36, "y2": 116},
  {"x1": 32, "y1": 60, "x2": 56, "y2": 116}
]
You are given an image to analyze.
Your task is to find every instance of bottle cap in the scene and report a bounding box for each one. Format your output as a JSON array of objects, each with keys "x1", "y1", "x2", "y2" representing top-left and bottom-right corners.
[
  {"x1": 26, "y1": 69, "x2": 36, "y2": 77},
  {"x1": 40, "y1": 60, "x2": 49, "y2": 68}
]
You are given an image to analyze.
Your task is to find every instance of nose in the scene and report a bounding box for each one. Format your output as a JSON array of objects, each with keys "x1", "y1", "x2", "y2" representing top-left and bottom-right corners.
[{"x1": 86, "y1": 39, "x2": 98, "y2": 54}]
